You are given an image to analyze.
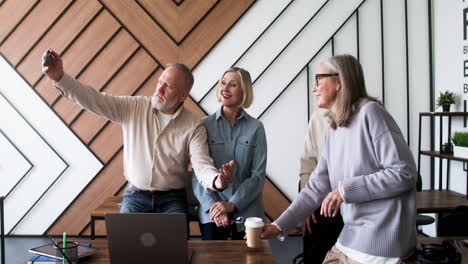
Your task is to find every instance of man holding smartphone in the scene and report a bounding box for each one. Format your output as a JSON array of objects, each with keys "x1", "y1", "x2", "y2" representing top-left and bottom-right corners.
[{"x1": 41, "y1": 50, "x2": 234, "y2": 215}]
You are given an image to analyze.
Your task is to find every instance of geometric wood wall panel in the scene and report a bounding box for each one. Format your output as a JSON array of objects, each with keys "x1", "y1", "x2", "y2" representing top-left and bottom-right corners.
[
  {"x1": 0, "y1": 0, "x2": 255, "y2": 236},
  {"x1": 1, "y1": 0, "x2": 433, "y2": 236}
]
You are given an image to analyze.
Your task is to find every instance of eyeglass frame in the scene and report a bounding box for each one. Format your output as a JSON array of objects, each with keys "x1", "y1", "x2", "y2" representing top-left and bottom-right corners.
[{"x1": 315, "y1": 73, "x2": 339, "y2": 86}]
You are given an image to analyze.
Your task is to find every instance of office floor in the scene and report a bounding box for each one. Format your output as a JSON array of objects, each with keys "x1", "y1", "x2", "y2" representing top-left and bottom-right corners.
[{"x1": 4, "y1": 236, "x2": 302, "y2": 264}]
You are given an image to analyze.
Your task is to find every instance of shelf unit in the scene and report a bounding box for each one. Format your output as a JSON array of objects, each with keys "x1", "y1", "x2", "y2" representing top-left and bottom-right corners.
[{"x1": 418, "y1": 112, "x2": 468, "y2": 202}]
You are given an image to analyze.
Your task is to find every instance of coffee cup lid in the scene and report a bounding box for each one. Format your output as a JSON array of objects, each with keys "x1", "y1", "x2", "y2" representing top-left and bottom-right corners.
[{"x1": 244, "y1": 217, "x2": 264, "y2": 228}]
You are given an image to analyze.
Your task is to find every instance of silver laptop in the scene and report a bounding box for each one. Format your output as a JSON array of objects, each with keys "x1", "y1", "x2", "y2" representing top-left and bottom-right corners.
[{"x1": 105, "y1": 213, "x2": 192, "y2": 264}]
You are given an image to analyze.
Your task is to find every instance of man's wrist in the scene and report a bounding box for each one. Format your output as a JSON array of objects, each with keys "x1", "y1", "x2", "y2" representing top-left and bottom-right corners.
[{"x1": 212, "y1": 175, "x2": 223, "y2": 192}]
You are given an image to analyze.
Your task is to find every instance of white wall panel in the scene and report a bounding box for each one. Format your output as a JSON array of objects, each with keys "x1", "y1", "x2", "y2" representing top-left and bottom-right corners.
[
  {"x1": 433, "y1": 0, "x2": 466, "y2": 194},
  {"x1": 0, "y1": 131, "x2": 32, "y2": 197},
  {"x1": 334, "y1": 15, "x2": 358, "y2": 57},
  {"x1": 200, "y1": 0, "x2": 328, "y2": 115},
  {"x1": 359, "y1": 0, "x2": 383, "y2": 100},
  {"x1": 0, "y1": 56, "x2": 102, "y2": 235},
  {"x1": 235, "y1": 0, "x2": 328, "y2": 81},
  {"x1": 191, "y1": 0, "x2": 292, "y2": 102},
  {"x1": 382, "y1": 0, "x2": 408, "y2": 140},
  {"x1": 408, "y1": 0, "x2": 431, "y2": 188},
  {"x1": 0, "y1": 93, "x2": 67, "y2": 234},
  {"x1": 248, "y1": 0, "x2": 364, "y2": 118},
  {"x1": 261, "y1": 70, "x2": 308, "y2": 201}
]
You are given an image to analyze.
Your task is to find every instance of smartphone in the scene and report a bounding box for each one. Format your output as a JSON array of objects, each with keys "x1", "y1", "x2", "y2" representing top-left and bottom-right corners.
[{"x1": 42, "y1": 50, "x2": 51, "y2": 66}]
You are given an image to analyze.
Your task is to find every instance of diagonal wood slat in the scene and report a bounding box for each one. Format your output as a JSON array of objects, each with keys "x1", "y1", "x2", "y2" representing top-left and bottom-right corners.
[
  {"x1": 47, "y1": 150, "x2": 126, "y2": 235},
  {"x1": 16, "y1": 0, "x2": 102, "y2": 86},
  {"x1": 70, "y1": 31, "x2": 141, "y2": 144},
  {"x1": 35, "y1": 10, "x2": 120, "y2": 106},
  {"x1": 137, "y1": 0, "x2": 217, "y2": 43},
  {"x1": 0, "y1": 0, "x2": 72, "y2": 66},
  {"x1": 0, "y1": 0, "x2": 37, "y2": 44}
]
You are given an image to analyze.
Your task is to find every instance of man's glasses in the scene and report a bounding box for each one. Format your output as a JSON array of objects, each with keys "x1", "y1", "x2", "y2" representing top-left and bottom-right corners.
[{"x1": 315, "y1": 73, "x2": 339, "y2": 86}]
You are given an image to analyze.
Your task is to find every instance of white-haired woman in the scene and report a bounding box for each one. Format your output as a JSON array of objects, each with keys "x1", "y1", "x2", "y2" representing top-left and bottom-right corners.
[
  {"x1": 261, "y1": 55, "x2": 416, "y2": 263},
  {"x1": 192, "y1": 67, "x2": 267, "y2": 240}
]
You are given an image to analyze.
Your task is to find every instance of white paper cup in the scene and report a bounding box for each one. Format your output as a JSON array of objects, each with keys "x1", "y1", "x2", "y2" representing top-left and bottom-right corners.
[{"x1": 244, "y1": 217, "x2": 264, "y2": 248}]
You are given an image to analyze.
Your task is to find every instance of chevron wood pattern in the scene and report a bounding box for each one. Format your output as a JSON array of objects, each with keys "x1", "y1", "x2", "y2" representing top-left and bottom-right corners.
[
  {"x1": 0, "y1": 0, "x2": 294, "y2": 236},
  {"x1": 136, "y1": 0, "x2": 218, "y2": 43}
]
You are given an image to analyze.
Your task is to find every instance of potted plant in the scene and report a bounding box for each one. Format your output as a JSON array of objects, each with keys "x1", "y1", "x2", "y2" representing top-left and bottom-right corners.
[
  {"x1": 452, "y1": 131, "x2": 468, "y2": 158},
  {"x1": 436, "y1": 90, "x2": 456, "y2": 112}
]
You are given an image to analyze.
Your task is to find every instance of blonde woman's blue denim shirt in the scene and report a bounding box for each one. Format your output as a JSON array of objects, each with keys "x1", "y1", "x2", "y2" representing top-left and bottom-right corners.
[{"x1": 192, "y1": 108, "x2": 267, "y2": 230}]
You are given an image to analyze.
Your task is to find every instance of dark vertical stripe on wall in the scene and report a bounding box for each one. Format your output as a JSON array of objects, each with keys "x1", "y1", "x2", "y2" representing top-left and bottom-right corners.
[
  {"x1": 306, "y1": 65, "x2": 310, "y2": 122},
  {"x1": 428, "y1": 0, "x2": 434, "y2": 111},
  {"x1": 380, "y1": 0, "x2": 385, "y2": 106},
  {"x1": 356, "y1": 10, "x2": 360, "y2": 60},
  {"x1": 1, "y1": 196, "x2": 4, "y2": 264},
  {"x1": 428, "y1": 0, "x2": 435, "y2": 190},
  {"x1": 404, "y1": 0, "x2": 410, "y2": 145}
]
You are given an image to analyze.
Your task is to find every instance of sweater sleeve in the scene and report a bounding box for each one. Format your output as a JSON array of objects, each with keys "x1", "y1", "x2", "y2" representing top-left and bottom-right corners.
[
  {"x1": 341, "y1": 103, "x2": 417, "y2": 204},
  {"x1": 274, "y1": 135, "x2": 332, "y2": 232}
]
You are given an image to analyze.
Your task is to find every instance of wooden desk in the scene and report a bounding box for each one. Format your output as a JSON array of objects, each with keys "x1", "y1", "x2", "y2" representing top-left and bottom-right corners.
[
  {"x1": 24, "y1": 240, "x2": 275, "y2": 264},
  {"x1": 416, "y1": 190, "x2": 468, "y2": 213}
]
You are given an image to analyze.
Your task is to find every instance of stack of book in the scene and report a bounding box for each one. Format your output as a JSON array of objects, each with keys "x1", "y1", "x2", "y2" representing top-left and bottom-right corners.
[
  {"x1": 28, "y1": 254, "x2": 78, "y2": 264},
  {"x1": 27, "y1": 243, "x2": 91, "y2": 264}
]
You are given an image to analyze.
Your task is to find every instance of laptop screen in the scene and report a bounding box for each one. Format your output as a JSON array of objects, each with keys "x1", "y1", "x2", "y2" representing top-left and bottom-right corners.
[{"x1": 105, "y1": 213, "x2": 191, "y2": 264}]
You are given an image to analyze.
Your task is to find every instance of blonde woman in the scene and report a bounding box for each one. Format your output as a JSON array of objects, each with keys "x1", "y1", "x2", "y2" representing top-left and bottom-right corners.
[
  {"x1": 261, "y1": 55, "x2": 416, "y2": 263},
  {"x1": 192, "y1": 67, "x2": 267, "y2": 240}
]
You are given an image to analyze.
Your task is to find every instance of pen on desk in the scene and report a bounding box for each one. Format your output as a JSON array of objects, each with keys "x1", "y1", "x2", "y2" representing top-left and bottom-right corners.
[{"x1": 63, "y1": 232, "x2": 67, "y2": 264}]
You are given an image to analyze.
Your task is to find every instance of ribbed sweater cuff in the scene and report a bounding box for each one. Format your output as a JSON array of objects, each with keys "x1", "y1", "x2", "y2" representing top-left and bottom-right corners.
[{"x1": 342, "y1": 177, "x2": 370, "y2": 203}]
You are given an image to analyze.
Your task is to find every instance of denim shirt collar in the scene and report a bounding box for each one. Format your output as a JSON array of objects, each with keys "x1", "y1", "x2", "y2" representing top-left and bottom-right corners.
[{"x1": 215, "y1": 107, "x2": 248, "y2": 122}]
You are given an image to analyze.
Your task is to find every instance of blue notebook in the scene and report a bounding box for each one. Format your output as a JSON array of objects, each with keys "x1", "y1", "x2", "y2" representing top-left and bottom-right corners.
[{"x1": 28, "y1": 254, "x2": 78, "y2": 263}]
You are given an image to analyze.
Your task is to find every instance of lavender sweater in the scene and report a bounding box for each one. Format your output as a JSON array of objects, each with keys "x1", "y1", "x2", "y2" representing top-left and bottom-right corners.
[{"x1": 275, "y1": 100, "x2": 416, "y2": 258}]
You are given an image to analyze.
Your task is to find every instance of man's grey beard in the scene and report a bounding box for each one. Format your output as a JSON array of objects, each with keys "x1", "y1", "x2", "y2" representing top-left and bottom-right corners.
[{"x1": 151, "y1": 96, "x2": 177, "y2": 111}]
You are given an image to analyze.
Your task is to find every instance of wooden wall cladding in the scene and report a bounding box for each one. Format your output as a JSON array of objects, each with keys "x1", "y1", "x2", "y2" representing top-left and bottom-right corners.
[{"x1": 1, "y1": 0, "x2": 291, "y2": 236}]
